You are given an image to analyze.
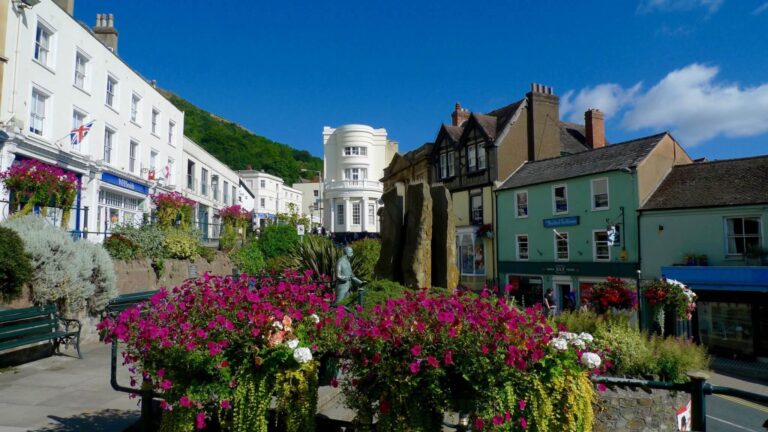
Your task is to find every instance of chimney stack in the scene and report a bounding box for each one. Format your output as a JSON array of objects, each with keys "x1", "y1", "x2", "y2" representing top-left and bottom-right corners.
[
  {"x1": 526, "y1": 83, "x2": 561, "y2": 161},
  {"x1": 451, "y1": 102, "x2": 470, "y2": 127},
  {"x1": 93, "y1": 13, "x2": 119, "y2": 53},
  {"x1": 53, "y1": 0, "x2": 75, "y2": 15},
  {"x1": 585, "y1": 109, "x2": 605, "y2": 149}
]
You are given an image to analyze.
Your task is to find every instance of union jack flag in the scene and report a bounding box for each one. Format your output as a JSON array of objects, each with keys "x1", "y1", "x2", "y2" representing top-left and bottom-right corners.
[{"x1": 70, "y1": 121, "x2": 95, "y2": 145}]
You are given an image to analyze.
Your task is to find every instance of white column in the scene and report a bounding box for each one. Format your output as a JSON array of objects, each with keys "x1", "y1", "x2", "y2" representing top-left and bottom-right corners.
[
  {"x1": 330, "y1": 197, "x2": 336, "y2": 232},
  {"x1": 361, "y1": 198, "x2": 368, "y2": 232},
  {"x1": 343, "y1": 197, "x2": 350, "y2": 233}
]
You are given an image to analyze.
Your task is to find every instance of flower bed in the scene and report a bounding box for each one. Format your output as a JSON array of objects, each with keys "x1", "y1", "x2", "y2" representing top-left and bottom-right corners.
[{"x1": 101, "y1": 277, "x2": 604, "y2": 431}]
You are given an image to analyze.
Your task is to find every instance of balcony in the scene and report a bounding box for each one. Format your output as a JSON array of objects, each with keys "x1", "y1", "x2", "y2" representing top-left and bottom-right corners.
[{"x1": 325, "y1": 180, "x2": 383, "y2": 193}]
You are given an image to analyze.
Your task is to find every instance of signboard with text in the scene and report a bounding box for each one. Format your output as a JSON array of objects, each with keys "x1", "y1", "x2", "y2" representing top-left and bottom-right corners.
[
  {"x1": 101, "y1": 172, "x2": 149, "y2": 195},
  {"x1": 543, "y1": 216, "x2": 580, "y2": 228}
]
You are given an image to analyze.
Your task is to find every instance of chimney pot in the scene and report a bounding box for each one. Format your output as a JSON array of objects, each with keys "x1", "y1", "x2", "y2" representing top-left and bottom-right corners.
[
  {"x1": 95, "y1": 14, "x2": 101, "y2": 27},
  {"x1": 585, "y1": 109, "x2": 606, "y2": 149},
  {"x1": 451, "y1": 101, "x2": 470, "y2": 127},
  {"x1": 108, "y1": 14, "x2": 114, "y2": 28}
]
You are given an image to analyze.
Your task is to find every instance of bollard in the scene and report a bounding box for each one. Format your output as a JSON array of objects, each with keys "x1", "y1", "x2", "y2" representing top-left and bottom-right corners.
[
  {"x1": 357, "y1": 288, "x2": 366, "y2": 307},
  {"x1": 141, "y1": 379, "x2": 153, "y2": 432},
  {"x1": 687, "y1": 370, "x2": 710, "y2": 432}
]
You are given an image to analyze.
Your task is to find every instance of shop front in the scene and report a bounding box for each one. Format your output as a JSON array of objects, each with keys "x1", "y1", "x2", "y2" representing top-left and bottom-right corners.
[
  {"x1": 662, "y1": 266, "x2": 768, "y2": 360},
  {"x1": 97, "y1": 172, "x2": 150, "y2": 235}
]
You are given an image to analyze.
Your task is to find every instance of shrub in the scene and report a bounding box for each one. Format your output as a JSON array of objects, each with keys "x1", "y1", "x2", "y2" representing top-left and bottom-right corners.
[
  {"x1": 349, "y1": 238, "x2": 380, "y2": 281},
  {"x1": 653, "y1": 336, "x2": 709, "y2": 383},
  {"x1": 553, "y1": 310, "x2": 630, "y2": 335},
  {"x1": 289, "y1": 235, "x2": 340, "y2": 279},
  {"x1": 231, "y1": 240, "x2": 266, "y2": 275},
  {"x1": 197, "y1": 245, "x2": 216, "y2": 263},
  {"x1": 0, "y1": 226, "x2": 33, "y2": 302},
  {"x1": 593, "y1": 320, "x2": 653, "y2": 378},
  {"x1": 258, "y1": 224, "x2": 299, "y2": 260},
  {"x1": 111, "y1": 224, "x2": 167, "y2": 260},
  {"x1": 163, "y1": 228, "x2": 199, "y2": 260},
  {"x1": 219, "y1": 223, "x2": 238, "y2": 251},
  {"x1": 1, "y1": 215, "x2": 116, "y2": 314},
  {"x1": 103, "y1": 234, "x2": 137, "y2": 260}
]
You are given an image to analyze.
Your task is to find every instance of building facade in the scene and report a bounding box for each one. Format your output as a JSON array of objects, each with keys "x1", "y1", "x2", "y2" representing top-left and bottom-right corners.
[
  {"x1": 238, "y1": 170, "x2": 303, "y2": 228},
  {"x1": 0, "y1": 1, "x2": 183, "y2": 238},
  {"x1": 292, "y1": 177, "x2": 322, "y2": 225},
  {"x1": 640, "y1": 156, "x2": 768, "y2": 359},
  {"x1": 496, "y1": 132, "x2": 691, "y2": 309},
  {"x1": 180, "y1": 137, "x2": 241, "y2": 241},
  {"x1": 322, "y1": 124, "x2": 397, "y2": 235}
]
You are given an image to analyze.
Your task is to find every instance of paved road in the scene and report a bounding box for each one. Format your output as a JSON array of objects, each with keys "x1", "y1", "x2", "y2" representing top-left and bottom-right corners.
[{"x1": 708, "y1": 394, "x2": 768, "y2": 432}]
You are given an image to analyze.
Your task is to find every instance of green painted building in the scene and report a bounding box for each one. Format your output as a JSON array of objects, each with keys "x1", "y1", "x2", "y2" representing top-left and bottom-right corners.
[
  {"x1": 639, "y1": 156, "x2": 768, "y2": 359},
  {"x1": 495, "y1": 132, "x2": 691, "y2": 310}
]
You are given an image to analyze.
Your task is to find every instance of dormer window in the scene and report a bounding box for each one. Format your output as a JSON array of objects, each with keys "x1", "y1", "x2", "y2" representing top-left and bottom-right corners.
[
  {"x1": 466, "y1": 140, "x2": 486, "y2": 172},
  {"x1": 439, "y1": 149, "x2": 455, "y2": 179}
]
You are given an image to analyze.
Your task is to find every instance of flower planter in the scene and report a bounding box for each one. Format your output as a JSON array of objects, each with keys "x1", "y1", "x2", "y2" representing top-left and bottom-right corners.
[{"x1": 594, "y1": 384, "x2": 689, "y2": 432}]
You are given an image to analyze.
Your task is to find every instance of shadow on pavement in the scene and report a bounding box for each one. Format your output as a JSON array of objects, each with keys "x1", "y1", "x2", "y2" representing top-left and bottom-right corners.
[{"x1": 30, "y1": 409, "x2": 139, "y2": 432}]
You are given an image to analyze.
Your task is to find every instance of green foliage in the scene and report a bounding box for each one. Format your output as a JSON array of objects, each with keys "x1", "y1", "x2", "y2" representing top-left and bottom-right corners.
[
  {"x1": 219, "y1": 224, "x2": 238, "y2": 252},
  {"x1": 231, "y1": 240, "x2": 266, "y2": 275},
  {"x1": 162, "y1": 91, "x2": 322, "y2": 185},
  {"x1": 0, "y1": 226, "x2": 33, "y2": 302},
  {"x1": 349, "y1": 238, "x2": 380, "y2": 281},
  {"x1": 653, "y1": 336, "x2": 709, "y2": 383},
  {"x1": 289, "y1": 235, "x2": 340, "y2": 279},
  {"x1": 553, "y1": 310, "x2": 630, "y2": 335},
  {"x1": 103, "y1": 234, "x2": 137, "y2": 260},
  {"x1": 1, "y1": 215, "x2": 116, "y2": 314},
  {"x1": 258, "y1": 224, "x2": 300, "y2": 260},
  {"x1": 197, "y1": 245, "x2": 216, "y2": 264},
  {"x1": 274, "y1": 361, "x2": 318, "y2": 432},
  {"x1": 163, "y1": 228, "x2": 199, "y2": 260},
  {"x1": 111, "y1": 224, "x2": 167, "y2": 260}
]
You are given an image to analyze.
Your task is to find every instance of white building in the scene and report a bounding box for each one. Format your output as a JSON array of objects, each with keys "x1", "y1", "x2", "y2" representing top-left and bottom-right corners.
[
  {"x1": 238, "y1": 170, "x2": 303, "y2": 228},
  {"x1": 180, "y1": 137, "x2": 241, "y2": 241},
  {"x1": 238, "y1": 179, "x2": 255, "y2": 214},
  {"x1": 0, "y1": 1, "x2": 183, "y2": 238},
  {"x1": 292, "y1": 178, "x2": 322, "y2": 225},
  {"x1": 322, "y1": 125, "x2": 397, "y2": 234}
]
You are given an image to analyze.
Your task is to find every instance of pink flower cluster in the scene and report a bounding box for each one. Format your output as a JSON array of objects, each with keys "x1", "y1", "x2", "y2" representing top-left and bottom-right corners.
[
  {"x1": 219, "y1": 204, "x2": 252, "y2": 223},
  {"x1": 0, "y1": 159, "x2": 79, "y2": 197},
  {"x1": 150, "y1": 191, "x2": 195, "y2": 209}
]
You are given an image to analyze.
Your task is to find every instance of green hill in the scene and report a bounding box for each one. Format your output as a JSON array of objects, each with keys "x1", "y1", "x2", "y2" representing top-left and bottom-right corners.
[{"x1": 161, "y1": 91, "x2": 322, "y2": 185}]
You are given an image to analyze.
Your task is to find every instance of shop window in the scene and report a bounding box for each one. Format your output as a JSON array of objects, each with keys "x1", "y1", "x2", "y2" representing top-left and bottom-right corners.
[
  {"x1": 458, "y1": 233, "x2": 485, "y2": 276},
  {"x1": 506, "y1": 275, "x2": 543, "y2": 307}
]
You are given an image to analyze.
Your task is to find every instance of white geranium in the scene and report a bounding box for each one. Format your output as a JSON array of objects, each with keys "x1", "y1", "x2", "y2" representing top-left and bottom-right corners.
[
  {"x1": 559, "y1": 331, "x2": 577, "y2": 340},
  {"x1": 551, "y1": 338, "x2": 568, "y2": 351},
  {"x1": 293, "y1": 347, "x2": 313, "y2": 364},
  {"x1": 287, "y1": 339, "x2": 299, "y2": 349},
  {"x1": 570, "y1": 338, "x2": 586, "y2": 349},
  {"x1": 310, "y1": 314, "x2": 320, "y2": 324},
  {"x1": 577, "y1": 332, "x2": 594, "y2": 343},
  {"x1": 581, "y1": 352, "x2": 602, "y2": 369},
  {"x1": 272, "y1": 321, "x2": 283, "y2": 330}
]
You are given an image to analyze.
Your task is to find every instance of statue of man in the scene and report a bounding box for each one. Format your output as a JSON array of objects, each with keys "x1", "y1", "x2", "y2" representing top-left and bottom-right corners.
[{"x1": 335, "y1": 246, "x2": 365, "y2": 303}]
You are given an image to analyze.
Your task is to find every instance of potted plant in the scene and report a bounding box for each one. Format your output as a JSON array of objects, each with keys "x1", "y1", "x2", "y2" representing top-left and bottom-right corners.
[
  {"x1": 695, "y1": 255, "x2": 708, "y2": 266},
  {"x1": 684, "y1": 254, "x2": 696, "y2": 266}
]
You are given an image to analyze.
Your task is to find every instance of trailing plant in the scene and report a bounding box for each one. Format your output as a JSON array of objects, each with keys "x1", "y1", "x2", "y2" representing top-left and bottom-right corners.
[
  {"x1": 0, "y1": 226, "x2": 33, "y2": 302},
  {"x1": 584, "y1": 277, "x2": 637, "y2": 314},
  {"x1": 151, "y1": 192, "x2": 195, "y2": 229},
  {"x1": 230, "y1": 239, "x2": 266, "y2": 275},
  {"x1": 349, "y1": 238, "x2": 380, "y2": 281},
  {"x1": 164, "y1": 228, "x2": 199, "y2": 260},
  {"x1": 274, "y1": 361, "x2": 318, "y2": 432},
  {"x1": 643, "y1": 278, "x2": 697, "y2": 333},
  {"x1": 219, "y1": 205, "x2": 251, "y2": 251},
  {"x1": 0, "y1": 159, "x2": 80, "y2": 228}
]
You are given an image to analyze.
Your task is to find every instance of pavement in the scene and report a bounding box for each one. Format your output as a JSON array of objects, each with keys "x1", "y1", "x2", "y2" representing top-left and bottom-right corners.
[{"x1": 0, "y1": 341, "x2": 766, "y2": 432}]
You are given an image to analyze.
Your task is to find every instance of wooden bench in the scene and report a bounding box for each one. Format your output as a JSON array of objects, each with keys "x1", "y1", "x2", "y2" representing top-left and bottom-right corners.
[
  {"x1": 0, "y1": 305, "x2": 82, "y2": 359},
  {"x1": 105, "y1": 290, "x2": 158, "y2": 316}
]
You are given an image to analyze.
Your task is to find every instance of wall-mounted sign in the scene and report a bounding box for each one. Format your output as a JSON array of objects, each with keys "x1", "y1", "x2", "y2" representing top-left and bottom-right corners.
[
  {"x1": 543, "y1": 216, "x2": 580, "y2": 228},
  {"x1": 101, "y1": 172, "x2": 149, "y2": 195}
]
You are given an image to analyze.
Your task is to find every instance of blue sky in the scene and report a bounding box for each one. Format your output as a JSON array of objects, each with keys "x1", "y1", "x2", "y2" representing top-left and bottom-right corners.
[{"x1": 75, "y1": 0, "x2": 768, "y2": 161}]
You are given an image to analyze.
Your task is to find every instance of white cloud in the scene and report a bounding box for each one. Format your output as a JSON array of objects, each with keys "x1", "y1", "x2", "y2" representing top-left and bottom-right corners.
[
  {"x1": 622, "y1": 64, "x2": 768, "y2": 145},
  {"x1": 560, "y1": 64, "x2": 768, "y2": 146},
  {"x1": 561, "y1": 83, "x2": 642, "y2": 123},
  {"x1": 638, "y1": 0, "x2": 723, "y2": 14},
  {"x1": 753, "y1": 2, "x2": 768, "y2": 15}
]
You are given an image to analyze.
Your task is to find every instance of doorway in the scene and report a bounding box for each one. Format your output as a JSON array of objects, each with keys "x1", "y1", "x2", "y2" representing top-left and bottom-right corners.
[{"x1": 554, "y1": 280, "x2": 574, "y2": 314}]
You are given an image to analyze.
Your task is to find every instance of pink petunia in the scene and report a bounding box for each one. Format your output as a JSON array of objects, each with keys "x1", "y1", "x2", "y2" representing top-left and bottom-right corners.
[
  {"x1": 520, "y1": 417, "x2": 527, "y2": 429},
  {"x1": 220, "y1": 399, "x2": 231, "y2": 410},
  {"x1": 195, "y1": 412, "x2": 206, "y2": 429},
  {"x1": 473, "y1": 417, "x2": 485, "y2": 430},
  {"x1": 519, "y1": 399, "x2": 526, "y2": 411},
  {"x1": 409, "y1": 360, "x2": 421, "y2": 374},
  {"x1": 597, "y1": 383, "x2": 607, "y2": 392},
  {"x1": 492, "y1": 415, "x2": 504, "y2": 426},
  {"x1": 160, "y1": 379, "x2": 172, "y2": 390},
  {"x1": 427, "y1": 356, "x2": 439, "y2": 368},
  {"x1": 410, "y1": 345, "x2": 422, "y2": 357},
  {"x1": 179, "y1": 396, "x2": 192, "y2": 408}
]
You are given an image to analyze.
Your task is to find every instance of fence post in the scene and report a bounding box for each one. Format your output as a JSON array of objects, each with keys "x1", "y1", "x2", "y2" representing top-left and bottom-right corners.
[
  {"x1": 688, "y1": 370, "x2": 710, "y2": 431},
  {"x1": 140, "y1": 379, "x2": 153, "y2": 431},
  {"x1": 358, "y1": 287, "x2": 366, "y2": 307}
]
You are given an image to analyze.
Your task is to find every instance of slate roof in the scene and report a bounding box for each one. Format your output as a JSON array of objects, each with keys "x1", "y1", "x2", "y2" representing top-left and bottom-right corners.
[
  {"x1": 560, "y1": 122, "x2": 592, "y2": 155},
  {"x1": 640, "y1": 155, "x2": 768, "y2": 210},
  {"x1": 486, "y1": 100, "x2": 525, "y2": 132},
  {"x1": 498, "y1": 132, "x2": 669, "y2": 190},
  {"x1": 443, "y1": 125, "x2": 463, "y2": 142},
  {"x1": 473, "y1": 114, "x2": 499, "y2": 140}
]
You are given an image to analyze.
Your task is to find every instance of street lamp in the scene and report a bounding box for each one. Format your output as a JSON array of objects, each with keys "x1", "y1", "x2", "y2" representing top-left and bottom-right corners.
[{"x1": 301, "y1": 169, "x2": 323, "y2": 228}]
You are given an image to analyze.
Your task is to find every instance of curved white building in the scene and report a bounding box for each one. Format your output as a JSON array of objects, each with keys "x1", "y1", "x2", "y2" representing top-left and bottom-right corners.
[{"x1": 322, "y1": 125, "x2": 397, "y2": 234}]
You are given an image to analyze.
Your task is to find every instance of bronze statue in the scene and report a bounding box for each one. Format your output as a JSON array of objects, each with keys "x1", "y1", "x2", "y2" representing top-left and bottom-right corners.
[{"x1": 335, "y1": 246, "x2": 366, "y2": 303}]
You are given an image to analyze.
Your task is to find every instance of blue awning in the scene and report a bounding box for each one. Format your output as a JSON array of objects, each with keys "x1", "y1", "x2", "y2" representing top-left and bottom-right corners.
[{"x1": 661, "y1": 266, "x2": 768, "y2": 293}]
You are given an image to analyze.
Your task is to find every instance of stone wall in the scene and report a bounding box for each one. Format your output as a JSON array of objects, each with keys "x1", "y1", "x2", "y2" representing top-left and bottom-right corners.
[
  {"x1": 112, "y1": 252, "x2": 235, "y2": 295},
  {"x1": 594, "y1": 385, "x2": 689, "y2": 432}
]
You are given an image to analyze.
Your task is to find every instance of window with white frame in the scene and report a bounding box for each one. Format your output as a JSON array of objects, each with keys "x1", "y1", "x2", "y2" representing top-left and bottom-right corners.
[
  {"x1": 71, "y1": 109, "x2": 86, "y2": 151},
  {"x1": 260, "y1": 198, "x2": 265, "y2": 207},
  {"x1": 74, "y1": 51, "x2": 88, "y2": 89},
  {"x1": 439, "y1": 149, "x2": 455, "y2": 179},
  {"x1": 555, "y1": 231, "x2": 569, "y2": 261},
  {"x1": 150, "y1": 150, "x2": 158, "y2": 171},
  {"x1": 223, "y1": 181, "x2": 229, "y2": 203},
  {"x1": 458, "y1": 233, "x2": 485, "y2": 276},
  {"x1": 368, "y1": 204, "x2": 375, "y2": 225},
  {"x1": 151, "y1": 109, "x2": 159, "y2": 134},
  {"x1": 212, "y1": 176, "x2": 219, "y2": 200},
  {"x1": 34, "y1": 23, "x2": 52, "y2": 66},
  {"x1": 167, "y1": 158, "x2": 175, "y2": 185},
  {"x1": 726, "y1": 217, "x2": 762, "y2": 255},
  {"x1": 516, "y1": 234, "x2": 529, "y2": 260},
  {"x1": 515, "y1": 191, "x2": 528, "y2": 218},
  {"x1": 103, "y1": 127, "x2": 115, "y2": 163},
  {"x1": 130, "y1": 93, "x2": 141, "y2": 123},
  {"x1": 337, "y1": 204, "x2": 345, "y2": 225},
  {"x1": 313, "y1": 190, "x2": 319, "y2": 197},
  {"x1": 593, "y1": 230, "x2": 610, "y2": 261},
  {"x1": 344, "y1": 168, "x2": 367, "y2": 180},
  {"x1": 467, "y1": 144, "x2": 477, "y2": 171},
  {"x1": 129, "y1": 140, "x2": 139, "y2": 173},
  {"x1": 231, "y1": 186, "x2": 236, "y2": 205},
  {"x1": 352, "y1": 202, "x2": 361, "y2": 225},
  {"x1": 470, "y1": 191, "x2": 483, "y2": 225},
  {"x1": 29, "y1": 88, "x2": 48, "y2": 136},
  {"x1": 201, "y1": 168, "x2": 209, "y2": 196},
  {"x1": 168, "y1": 121, "x2": 175, "y2": 145},
  {"x1": 477, "y1": 145, "x2": 486, "y2": 170},
  {"x1": 343, "y1": 146, "x2": 368, "y2": 156},
  {"x1": 106, "y1": 76, "x2": 118, "y2": 107},
  {"x1": 591, "y1": 178, "x2": 609, "y2": 210},
  {"x1": 553, "y1": 185, "x2": 568, "y2": 214},
  {"x1": 260, "y1": 179, "x2": 266, "y2": 188}
]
